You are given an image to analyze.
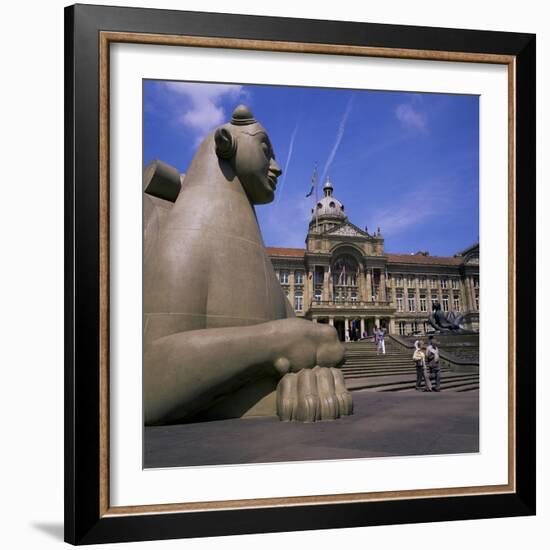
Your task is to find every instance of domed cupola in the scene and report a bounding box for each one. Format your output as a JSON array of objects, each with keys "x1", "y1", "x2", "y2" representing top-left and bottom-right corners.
[{"x1": 310, "y1": 177, "x2": 347, "y2": 227}]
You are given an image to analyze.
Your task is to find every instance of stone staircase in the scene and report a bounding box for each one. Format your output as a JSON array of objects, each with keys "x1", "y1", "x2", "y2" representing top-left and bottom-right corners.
[{"x1": 341, "y1": 340, "x2": 479, "y2": 392}]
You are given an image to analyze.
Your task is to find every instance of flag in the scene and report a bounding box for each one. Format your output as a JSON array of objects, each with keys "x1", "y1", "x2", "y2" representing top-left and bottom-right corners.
[{"x1": 305, "y1": 163, "x2": 317, "y2": 197}]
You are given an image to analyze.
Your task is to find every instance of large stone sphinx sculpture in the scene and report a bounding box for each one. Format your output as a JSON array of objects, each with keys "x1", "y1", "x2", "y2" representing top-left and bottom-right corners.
[{"x1": 143, "y1": 105, "x2": 353, "y2": 425}]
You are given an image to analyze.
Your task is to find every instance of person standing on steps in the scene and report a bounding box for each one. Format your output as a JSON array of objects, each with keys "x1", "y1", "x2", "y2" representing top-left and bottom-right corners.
[
  {"x1": 426, "y1": 336, "x2": 441, "y2": 392},
  {"x1": 376, "y1": 326, "x2": 386, "y2": 355},
  {"x1": 413, "y1": 342, "x2": 432, "y2": 391}
]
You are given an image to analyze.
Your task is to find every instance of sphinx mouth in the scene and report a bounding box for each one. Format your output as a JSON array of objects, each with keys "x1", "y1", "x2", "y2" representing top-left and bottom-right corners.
[{"x1": 267, "y1": 173, "x2": 278, "y2": 190}]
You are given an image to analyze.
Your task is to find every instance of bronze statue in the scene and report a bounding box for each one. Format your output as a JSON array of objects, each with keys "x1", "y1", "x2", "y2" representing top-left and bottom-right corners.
[
  {"x1": 143, "y1": 105, "x2": 353, "y2": 425},
  {"x1": 428, "y1": 301, "x2": 466, "y2": 332}
]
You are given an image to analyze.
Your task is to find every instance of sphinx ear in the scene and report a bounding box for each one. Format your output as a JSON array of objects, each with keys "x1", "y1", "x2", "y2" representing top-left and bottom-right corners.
[{"x1": 214, "y1": 127, "x2": 237, "y2": 159}]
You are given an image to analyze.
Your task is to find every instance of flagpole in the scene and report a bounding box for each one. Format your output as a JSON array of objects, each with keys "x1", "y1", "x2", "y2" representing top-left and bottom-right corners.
[
  {"x1": 305, "y1": 163, "x2": 318, "y2": 231},
  {"x1": 314, "y1": 165, "x2": 319, "y2": 232}
]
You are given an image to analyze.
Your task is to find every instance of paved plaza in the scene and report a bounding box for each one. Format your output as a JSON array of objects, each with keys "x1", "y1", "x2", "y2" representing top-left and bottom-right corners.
[{"x1": 144, "y1": 389, "x2": 479, "y2": 469}]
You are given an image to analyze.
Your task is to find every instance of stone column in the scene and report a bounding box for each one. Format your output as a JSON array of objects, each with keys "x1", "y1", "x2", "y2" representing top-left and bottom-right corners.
[
  {"x1": 360, "y1": 317, "x2": 365, "y2": 336},
  {"x1": 344, "y1": 317, "x2": 350, "y2": 341},
  {"x1": 389, "y1": 318, "x2": 396, "y2": 334},
  {"x1": 359, "y1": 265, "x2": 366, "y2": 302},
  {"x1": 366, "y1": 268, "x2": 373, "y2": 301},
  {"x1": 379, "y1": 269, "x2": 387, "y2": 301},
  {"x1": 288, "y1": 270, "x2": 295, "y2": 308},
  {"x1": 460, "y1": 277, "x2": 470, "y2": 312},
  {"x1": 374, "y1": 315, "x2": 380, "y2": 329},
  {"x1": 322, "y1": 266, "x2": 330, "y2": 302},
  {"x1": 415, "y1": 275, "x2": 421, "y2": 313},
  {"x1": 466, "y1": 277, "x2": 473, "y2": 311},
  {"x1": 329, "y1": 316, "x2": 334, "y2": 326},
  {"x1": 471, "y1": 277, "x2": 478, "y2": 311},
  {"x1": 307, "y1": 269, "x2": 314, "y2": 306}
]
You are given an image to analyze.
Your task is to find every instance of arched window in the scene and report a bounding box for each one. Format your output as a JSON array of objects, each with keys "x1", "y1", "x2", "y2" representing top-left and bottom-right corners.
[{"x1": 331, "y1": 255, "x2": 358, "y2": 287}]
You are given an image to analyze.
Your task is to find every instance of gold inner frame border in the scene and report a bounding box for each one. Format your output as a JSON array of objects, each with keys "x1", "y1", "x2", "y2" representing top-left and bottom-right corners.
[{"x1": 98, "y1": 31, "x2": 517, "y2": 518}]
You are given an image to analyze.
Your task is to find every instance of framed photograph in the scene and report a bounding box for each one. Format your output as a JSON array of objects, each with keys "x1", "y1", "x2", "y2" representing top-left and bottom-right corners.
[{"x1": 65, "y1": 3, "x2": 536, "y2": 545}]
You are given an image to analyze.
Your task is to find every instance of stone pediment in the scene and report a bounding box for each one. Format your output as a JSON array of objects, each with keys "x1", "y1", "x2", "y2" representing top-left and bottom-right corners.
[
  {"x1": 325, "y1": 222, "x2": 369, "y2": 238},
  {"x1": 456, "y1": 243, "x2": 479, "y2": 265}
]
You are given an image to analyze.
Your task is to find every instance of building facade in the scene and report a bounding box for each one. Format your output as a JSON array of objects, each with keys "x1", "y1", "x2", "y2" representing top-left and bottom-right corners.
[{"x1": 267, "y1": 178, "x2": 479, "y2": 341}]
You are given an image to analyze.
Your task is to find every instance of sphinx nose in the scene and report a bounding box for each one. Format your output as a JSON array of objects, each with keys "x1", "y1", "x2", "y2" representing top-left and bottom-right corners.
[{"x1": 270, "y1": 159, "x2": 282, "y2": 176}]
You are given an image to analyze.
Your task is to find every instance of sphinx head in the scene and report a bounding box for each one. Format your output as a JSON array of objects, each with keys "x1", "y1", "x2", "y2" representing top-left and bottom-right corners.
[{"x1": 214, "y1": 105, "x2": 282, "y2": 204}]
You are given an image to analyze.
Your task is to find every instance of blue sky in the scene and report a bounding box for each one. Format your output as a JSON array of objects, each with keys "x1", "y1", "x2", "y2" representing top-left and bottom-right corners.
[{"x1": 144, "y1": 80, "x2": 479, "y2": 256}]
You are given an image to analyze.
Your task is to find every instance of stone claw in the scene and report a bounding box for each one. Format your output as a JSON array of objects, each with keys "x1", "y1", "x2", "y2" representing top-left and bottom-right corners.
[
  {"x1": 276, "y1": 366, "x2": 353, "y2": 422},
  {"x1": 276, "y1": 372, "x2": 297, "y2": 421},
  {"x1": 331, "y1": 367, "x2": 354, "y2": 416}
]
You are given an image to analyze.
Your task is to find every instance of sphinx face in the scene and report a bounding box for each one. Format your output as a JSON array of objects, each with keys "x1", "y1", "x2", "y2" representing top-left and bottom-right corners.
[{"x1": 232, "y1": 125, "x2": 282, "y2": 205}]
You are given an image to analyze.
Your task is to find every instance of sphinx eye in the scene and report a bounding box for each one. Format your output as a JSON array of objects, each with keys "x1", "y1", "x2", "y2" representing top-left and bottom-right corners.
[{"x1": 261, "y1": 142, "x2": 270, "y2": 157}]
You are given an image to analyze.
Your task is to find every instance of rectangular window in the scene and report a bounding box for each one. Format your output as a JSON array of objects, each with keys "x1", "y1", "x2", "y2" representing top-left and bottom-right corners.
[
  {"x1": 475, "y1": 294, "x2": 479, "y2": 310},
  {"x1": 386, "y1": 288, "x2": 392, "y2": 302},
  {"x1": 412, "y1": 321, "x2": 419, "y2": 334},
  {"x1": 294, "y1": 292, "x2": 303, "y2": 311},
  {"x1": 399, "y1": 321, "x2": 406, "y2": 336},
  {"x1": 395, "y1": 276, "x2": 403, "y2": 287},
  {"x1": 473, "y1": 276, "x2": 479, "y2": 288},
  {"x1": 408, "y1": 296, "x2": 416, "y2": 312},
  {"x1": 418, "y1": 276, "x2": 427, "y2": 289},
  {"x1": 397, "y1": 297, "x2": 403, "y2": 312},
  {"x1": 280, "y1": 270, "x2": 289, "y2": 284},
  {"x1": 295, "y1": 270, "x2": 303, "y2": 285},
  {"x1": 441, "y1": 278, "x2": 448, "y2": 289},
  {"x1": 430, "y1": 278, "x2": 438, "y2": 289},
  {"x1": 442, "y1": 296, "x2": 449, "y2": 311},
  {"x1": 420, "y1": 295, "x2": 427, "y2": 312},
  {"x1": 407, "y1": 276, "x2": 415, "y2": 287},
  {"x1": 451, "y1": 278, "x2": 459, "y2": 289},
  {"x1": 453, "y1": 296, "x2": 460, "y2": 311}
]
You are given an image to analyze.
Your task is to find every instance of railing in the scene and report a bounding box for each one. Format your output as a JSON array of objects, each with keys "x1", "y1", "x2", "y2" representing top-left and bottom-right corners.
[
  {"x1": 388, "y1": 334, "x2": 479, "y2": 371},
  {"x1": 309, "y1": 300, "x2": 393, "y2": 308}
]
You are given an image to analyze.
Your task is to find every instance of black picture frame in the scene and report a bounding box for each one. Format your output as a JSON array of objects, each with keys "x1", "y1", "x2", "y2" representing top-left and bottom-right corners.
[{"x1": 65, "y1": 3, "x2": 536, "y2": 545}]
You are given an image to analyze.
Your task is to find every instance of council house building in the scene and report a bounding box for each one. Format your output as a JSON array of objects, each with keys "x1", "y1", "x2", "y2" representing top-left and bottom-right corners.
[{"x1": 267, "y1": 178, "x2": 479, "y2": 341}]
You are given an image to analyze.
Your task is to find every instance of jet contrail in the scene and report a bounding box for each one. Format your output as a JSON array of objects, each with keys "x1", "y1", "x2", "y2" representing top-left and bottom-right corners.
[
  {"x1": 276, "y1": 122, "x2": 299, "y2": 204},
  {"x1": 320, "y1": 94, "x2": 355, "y2": 184}
]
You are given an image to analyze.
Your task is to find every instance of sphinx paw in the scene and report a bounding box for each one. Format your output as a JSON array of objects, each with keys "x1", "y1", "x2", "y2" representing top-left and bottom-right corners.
[
  {"x1": 331, "y1": 367, "x2": 354, "y2": 416},
  {"x1": 276, "y1": 366, "x2": 353, "y2": 422}
]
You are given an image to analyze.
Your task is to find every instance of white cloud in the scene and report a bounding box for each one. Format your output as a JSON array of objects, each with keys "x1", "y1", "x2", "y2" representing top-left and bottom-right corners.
[
  {"x1": 320, "y1": 95, "x2": 354, "y2": 183},
  {"x1": 368, "y1": 181, "x2": 452, "y2": 237},
  {"x1": 162, "y1": 82, "x2": 247, "y2": 140},
  {"x1": 395, "y1": 103, "x2": 428, "y2": 133},
  {"x1": 276, "y1": 123, "x2": 299, "y2": 204}
]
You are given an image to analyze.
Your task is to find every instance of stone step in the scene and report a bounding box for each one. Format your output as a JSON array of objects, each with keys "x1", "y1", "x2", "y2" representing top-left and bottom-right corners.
[
  {"x1": 343, "y1": 371, "x2": 471, "y2": 381},
  {"x1": 347, "y1": 376, "x2": 479, "y2": 392},
  {"x1": 345, "y1": 374, "x2": 477, "y2": 385},
  {"x1": 343, "y1": 361, "x2": 414, "y2": 366},
  {"x1": 341, "y1": 342, "x2": 479, "y2": 392}
]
